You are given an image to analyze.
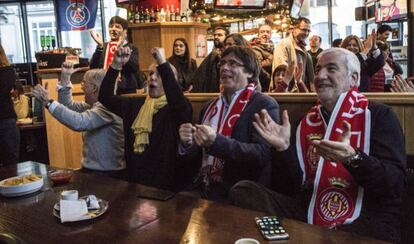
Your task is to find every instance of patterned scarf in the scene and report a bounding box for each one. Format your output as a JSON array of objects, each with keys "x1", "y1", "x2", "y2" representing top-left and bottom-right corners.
[
  {"x1": 131, "y1": 95, "x2": 167, "y2": 154},
  {"x1": 296, "y1": 89, "x2": 370, "y2": 227},
  {"x1": 199, "y1": 83, "x2": 255, "y2": 185}
]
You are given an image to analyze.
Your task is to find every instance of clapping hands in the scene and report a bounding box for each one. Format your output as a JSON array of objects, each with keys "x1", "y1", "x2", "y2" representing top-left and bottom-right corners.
[{"x1": 179, "y1": 123, "x2": 217, "y2": 147}]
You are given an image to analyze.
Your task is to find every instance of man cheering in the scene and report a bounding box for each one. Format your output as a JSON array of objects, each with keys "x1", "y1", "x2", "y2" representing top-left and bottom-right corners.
[{"x1": 231, "y1": 48, "x2": 406, "y2": 243}]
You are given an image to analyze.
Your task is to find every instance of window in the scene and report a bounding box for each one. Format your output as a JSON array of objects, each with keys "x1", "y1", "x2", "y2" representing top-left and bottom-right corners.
[{"x1": 0, "y1": 3, "x2": 25, "y2": 63}]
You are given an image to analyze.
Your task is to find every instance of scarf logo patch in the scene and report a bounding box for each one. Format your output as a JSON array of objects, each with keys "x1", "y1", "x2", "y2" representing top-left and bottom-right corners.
[{"x1": 317, "y1": 188, "x2": 352, "y2": 222}]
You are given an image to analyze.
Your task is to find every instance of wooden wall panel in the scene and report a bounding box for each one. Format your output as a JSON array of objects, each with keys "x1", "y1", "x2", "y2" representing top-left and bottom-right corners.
[{"x1": 130, "y1": 22, "x2": 210, "y2": 71}]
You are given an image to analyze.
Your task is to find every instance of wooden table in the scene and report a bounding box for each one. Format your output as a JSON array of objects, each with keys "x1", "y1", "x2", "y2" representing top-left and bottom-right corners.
[{"x1": 0, "y1": 162, "x2": 387, "y2": 244}]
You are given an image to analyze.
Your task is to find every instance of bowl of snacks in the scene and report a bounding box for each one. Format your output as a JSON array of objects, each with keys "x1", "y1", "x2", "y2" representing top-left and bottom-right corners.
[
  {"x1": 48, "y1": 170, "x2": 73, "y2": 185},
  {"x1": 0, "y1": 174, "x2": 44, "y2": 197}
]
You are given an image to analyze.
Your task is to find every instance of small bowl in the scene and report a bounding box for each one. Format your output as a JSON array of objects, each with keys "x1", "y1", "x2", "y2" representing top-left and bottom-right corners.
[{"x1": 48, "y1": 170, "x2": 73, "y2": 185}]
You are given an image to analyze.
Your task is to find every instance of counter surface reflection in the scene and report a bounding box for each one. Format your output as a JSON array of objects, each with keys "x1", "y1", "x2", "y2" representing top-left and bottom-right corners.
[{"x1": 0, "y1": 162, "x2": 387, "y2": 244}]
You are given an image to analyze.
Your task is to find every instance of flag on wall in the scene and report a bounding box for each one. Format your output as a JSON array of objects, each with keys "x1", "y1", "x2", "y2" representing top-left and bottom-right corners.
[{"x1": 56, "y1": 0, "x2": 98, "y2": 31}]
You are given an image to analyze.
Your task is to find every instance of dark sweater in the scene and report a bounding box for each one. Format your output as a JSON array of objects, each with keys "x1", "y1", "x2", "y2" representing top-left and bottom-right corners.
[
  {"x1": 167, "y1": 56, "x2": 197, "y2": 91},
  {"x1": 0, "y1": 66, "x2": 17, "y2": 120},
  {"x1": 98, "y1": 63, "x2": 195, "y2": 191},
  {"x1": 272, "y1": 102, "x2": 406, "y2": 237}
]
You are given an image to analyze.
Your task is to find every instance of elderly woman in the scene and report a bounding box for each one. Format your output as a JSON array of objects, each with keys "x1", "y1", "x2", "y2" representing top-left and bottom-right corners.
[
  {"x1": 167, "y1": 38, "x2": 197, "y2": 92},
  {"x1": 0, "y1": 44, "x2": 19, "y2": 166},
  {"x1": 340, "y1": 30, "x2": 384, "y2": 91},
  {"x1": 98, "y1": 47, "x2": 194, "y2": 191},
  {"x1": 33, "y1": 63, "x2": 125, "y2": 177}
]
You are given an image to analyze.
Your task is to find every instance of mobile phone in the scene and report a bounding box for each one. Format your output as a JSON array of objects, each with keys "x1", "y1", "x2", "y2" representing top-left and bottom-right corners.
[
  {"x1": 255, "y1": 216, "x2": 289, "y2": 241},
  {"x1": 137, "y1": 189, "x2": 175, "y2": 201}
]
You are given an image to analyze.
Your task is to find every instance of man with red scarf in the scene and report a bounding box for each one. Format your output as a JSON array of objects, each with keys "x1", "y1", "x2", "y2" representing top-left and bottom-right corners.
[
  {"x1": 179, "y1": 46, "x2": 280, "y2": 201},
  {"x1": 230, "y1": 48, "x2": 406, "y2": 243}
]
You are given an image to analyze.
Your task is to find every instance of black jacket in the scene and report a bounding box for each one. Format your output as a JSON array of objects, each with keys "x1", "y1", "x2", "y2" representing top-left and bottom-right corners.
[
  {"x1": 0, "y1": 66, "x2": 17, "y2": 120},
  {"x1": 98, "y1": 63, "x2": 194, "y2": 191},
  {"x1": 90, "y1": 42, "x2": 140, "y2": 94}
]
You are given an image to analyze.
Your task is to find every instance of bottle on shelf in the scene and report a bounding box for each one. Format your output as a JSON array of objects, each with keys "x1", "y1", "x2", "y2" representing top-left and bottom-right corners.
[
  {"x1": 160, "y1": 5, "x2": 166, "y2": 22},
  {"x1": 166, "y1": 4, "x2": 170, "y2": 22},
  {"x1": 51, "y1": 36, "x2": 56, "y2": 50},
  {"x1": 150, "y1": 7, "x2": 155, "y2": 22},
  {"x1": 156, "y1": 5, "x2": 160, "y2": 22},
  {"x1": 186, "y1": 8, "x2": 192, "y2": 22},
  {"x1": 40, "y1": 35, "x2": 46, "y2": 51},
  {"x1": 128, "y1": 3, "x2": 135, "y2": 24},
  {"x1": 170, "y1": 5, "x2": 175, "y2": 22},
  {"x1": 145, "y1": 8, "x2": 150, "y2": 23},
  {"x1": 134, "y1": 5, "x2": 140, "y2": 24},
  {"x1": 175, "y1": 8, "x2": 180, "y2": 22},
  {"x1": 139, "y1": 6, "x2": 144, "y2": 23}
]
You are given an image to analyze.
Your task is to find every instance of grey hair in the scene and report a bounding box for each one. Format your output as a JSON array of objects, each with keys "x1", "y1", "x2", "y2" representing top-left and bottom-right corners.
[
  {"x1": 83, "y1": 69, "x2": 107, "y2": 89},
  {"x1": 148, "y1": 63, "x2": 178, "y2": 81},
  {"x1": 318, "y1": 48, "x2": 361, "y2": 86}
]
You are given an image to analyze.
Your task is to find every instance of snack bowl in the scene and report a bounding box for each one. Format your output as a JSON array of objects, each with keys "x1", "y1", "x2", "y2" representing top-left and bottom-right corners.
[
  {"x1": 48, "y1": 170, "x2": 73, "y2": 185},
  {"x1": 0, "y1": 174, "x2": 44, "y2": 197}
]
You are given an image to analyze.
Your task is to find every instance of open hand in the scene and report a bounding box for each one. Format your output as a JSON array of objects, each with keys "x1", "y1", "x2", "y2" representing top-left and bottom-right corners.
[
  {"x1": 33, "y1": 83, "x2": 50, "y2": 107},
  {"x1": 311, "y1": 121, "x2": 356, "y2": 162},
  {"x1": 60, "y1": 62, "x2": 80, "y2": 85},
  {"x1": 391, "y1": 75, "x2": 414, "y2": 93},
  {"x1": 253, "y1": 109, "x2": 291, "y2": 151},
  {"x1": 89, "y1": 30, "x2": 103, "y2": 48}
]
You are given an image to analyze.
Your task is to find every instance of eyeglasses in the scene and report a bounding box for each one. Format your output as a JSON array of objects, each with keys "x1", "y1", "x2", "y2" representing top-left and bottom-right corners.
[{"x1": 218, "y1": 59, "x2": 245, "y2": 68}]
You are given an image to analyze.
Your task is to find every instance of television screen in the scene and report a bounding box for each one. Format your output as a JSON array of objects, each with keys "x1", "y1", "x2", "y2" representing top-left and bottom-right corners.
[
  {"x1": 214, "y1": 0, "x2": 267, "y2": 9},
  {"x1": 290, "y1": 0, "x2": 304, "y2": 19},
  {"x1": 375, "y1": 0, "x2": 407, "y2": 22}
]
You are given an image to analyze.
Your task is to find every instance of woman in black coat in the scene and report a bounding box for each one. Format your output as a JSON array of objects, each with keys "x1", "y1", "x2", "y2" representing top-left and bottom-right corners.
[
  {"x1": 167, "y1": 38, "x2": 197, "y2": 92},
  {"x1": 0, "y1": 44, "x2": 19, "y2": 166}
]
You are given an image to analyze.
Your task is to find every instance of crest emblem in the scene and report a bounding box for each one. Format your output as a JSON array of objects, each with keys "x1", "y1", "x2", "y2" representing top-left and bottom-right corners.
[
  {"x1": 65, "y1": 2, "x2": 90, "y2": 28},
  {"x1": 317, "y1": 189, "x2": 352, "y2": 222}
]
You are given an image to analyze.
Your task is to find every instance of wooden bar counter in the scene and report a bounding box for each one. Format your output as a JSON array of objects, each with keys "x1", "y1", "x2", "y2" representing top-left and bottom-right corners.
[
  {"x1": 36, "y1": 68, "x2": 88, "y2": 169},
  {"x1": 0, "y1": 161, "x2": 387, "y2": 244}
]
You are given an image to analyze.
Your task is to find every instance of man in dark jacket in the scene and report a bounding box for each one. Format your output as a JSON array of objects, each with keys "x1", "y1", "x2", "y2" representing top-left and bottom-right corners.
[
  {"x1": 90, "y1": 16, "x2": 140, "y2": 94},
  {"x1": 230, "y1": 48, "x2": 406, "y2": 243},
  {"x1": 179, "y1": 46, "x2": 280, "y2": 201},
  {"x1": 191, "y1": 26, "x2": 228, "y2": 92}
]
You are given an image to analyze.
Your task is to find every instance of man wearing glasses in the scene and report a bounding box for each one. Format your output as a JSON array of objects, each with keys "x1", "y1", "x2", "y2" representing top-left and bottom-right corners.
[
  {"x1": 271, "y1": 17, "x2": 314, "y2": 92},
  {"x1": 179, "y1": 46, "x2": 280, "y2": 201}
]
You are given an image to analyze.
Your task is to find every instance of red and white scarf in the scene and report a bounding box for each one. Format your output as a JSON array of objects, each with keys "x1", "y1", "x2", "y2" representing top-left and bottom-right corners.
[
  {"x1": 199, "y1": 83, "x2": 255, "y2": 185},
  {"x1": 103, "y1": 41, "x2": 118, "y2": 70},
  {"x1": 296, "y1": 89, "x2": 370, "y2": 227}
]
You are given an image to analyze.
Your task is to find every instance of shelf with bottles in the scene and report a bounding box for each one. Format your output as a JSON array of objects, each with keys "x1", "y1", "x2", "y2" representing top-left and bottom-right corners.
[{"x1": 126, "y1": 2, "x2": 196, "y2": 25}]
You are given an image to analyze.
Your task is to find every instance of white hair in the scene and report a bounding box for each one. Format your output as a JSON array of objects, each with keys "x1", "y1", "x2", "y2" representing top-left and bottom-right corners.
[
  {"x1": 318, "y1": 48, "x2": 361, "y2": 86},
  {"x1": 83, "y1": 69, "x2": 107, "y2": 89}
]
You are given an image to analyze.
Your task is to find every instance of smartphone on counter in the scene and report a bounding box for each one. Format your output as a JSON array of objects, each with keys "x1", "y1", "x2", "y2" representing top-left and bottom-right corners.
[{"x1": 255, "y1": 216, "x2": 289, "y2": 241}]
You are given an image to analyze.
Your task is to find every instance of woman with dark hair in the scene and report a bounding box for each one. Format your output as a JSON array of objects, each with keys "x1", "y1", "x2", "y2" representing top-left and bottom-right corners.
[
  {"x1": 167, "y1": 38, "x2": 197, "y2": 92},
  {"x1": 340, "y1": 30, "x2": 385, "y2": 92},
  {"x1": 224, "y1": 34, "x2": 250, "y2": 49},
  {"x1": 0, "y1": 43, "x2": 19, "y2": 166}
]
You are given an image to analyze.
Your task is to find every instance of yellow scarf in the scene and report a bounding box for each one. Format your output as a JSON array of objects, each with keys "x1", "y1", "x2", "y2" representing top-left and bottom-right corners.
[{"x1": 131, "y1": 95, "x2": 167, "y2": 154}]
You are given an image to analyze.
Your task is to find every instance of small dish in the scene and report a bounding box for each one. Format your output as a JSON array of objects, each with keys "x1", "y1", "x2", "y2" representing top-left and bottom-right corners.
[
  {"x1": 48, "y1": 170, "x2": 73, "y2": 185},
  {"x1": 53, "y1": 196, "x2": 109, "y2": 220}
]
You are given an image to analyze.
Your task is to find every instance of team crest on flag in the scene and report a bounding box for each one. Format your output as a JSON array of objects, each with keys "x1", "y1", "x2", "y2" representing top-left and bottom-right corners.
[{"x1": 56, "y1": 0, "x2": 98, "y2": 31}]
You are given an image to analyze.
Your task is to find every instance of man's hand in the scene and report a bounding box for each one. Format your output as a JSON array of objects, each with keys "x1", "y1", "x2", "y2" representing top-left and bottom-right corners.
[
  {"x1": 311, "y1": 121, "x2": 356, "y2": 162},
  {"x1": 89, "y1": 30, "x2": 103, "y2": 48},
  {"x1": 179, "y1": 123, "x2": 196, "y2": 146},
  {"x1": 253, "y1": 109, "x2": 291, "y2": 151},
  {"x1": 111, "y1": 46, "x2": 131, "y2": 70},
  {"x1": 151, "y1": 47, "x2": 167, "y2": 65},
  {"x1": 391, "y1": 75, "x2": 414, "y2": 93},
  {"x1": 194, "y1": 124, "x2": 216, "y2": 147},
  {"x1": 294, "y1": 62, "x2": 303, "y2": 84},
  {"x1": 60, "y1": 62, "x2": 80, "y2": 86},
  {"x1": 33, "y1": 83, "x2": 50, "y2": 107}
]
